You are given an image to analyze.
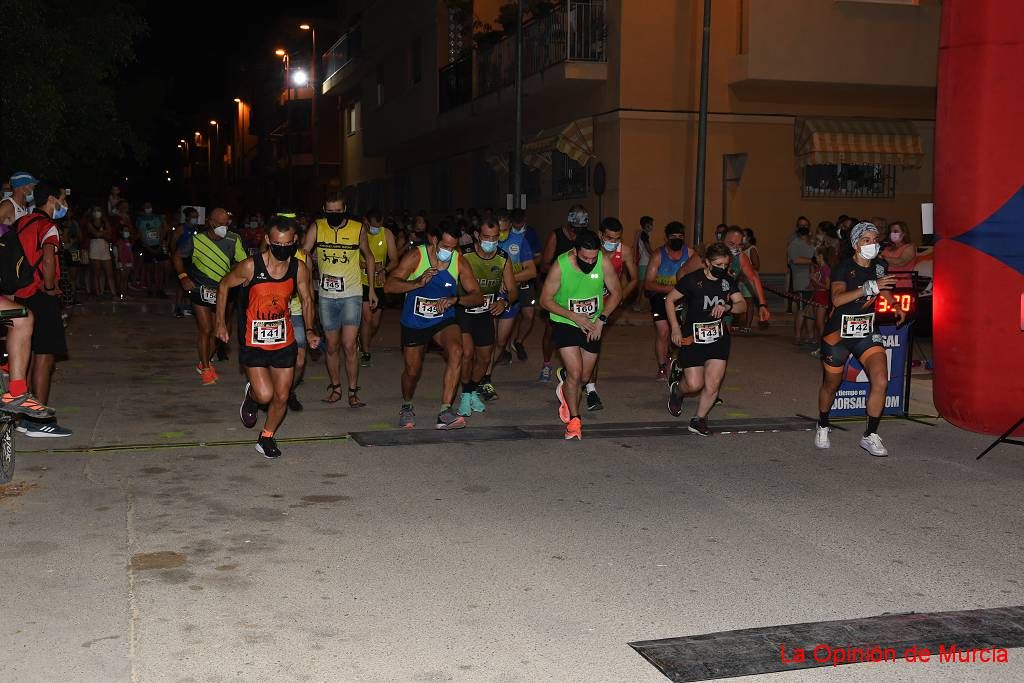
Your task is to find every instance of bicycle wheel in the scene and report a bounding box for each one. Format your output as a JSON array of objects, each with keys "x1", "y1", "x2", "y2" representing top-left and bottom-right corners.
[{"x1": 0, "y1": 419, "x2": 14, "y2": 484}]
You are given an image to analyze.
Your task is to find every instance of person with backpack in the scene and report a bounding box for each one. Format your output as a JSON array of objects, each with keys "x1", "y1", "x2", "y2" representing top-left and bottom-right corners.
[{"x1": 2, "y1": 181, "x2": 69, "y2": 435}]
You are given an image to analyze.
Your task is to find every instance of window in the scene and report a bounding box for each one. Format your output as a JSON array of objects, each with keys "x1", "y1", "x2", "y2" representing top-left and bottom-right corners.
[
  {"x1": 552, "y1": 150, "x2": 589, "y2": 200},
  {"x1": 802, "y1": 163, "x2": 895, "y2": 199},
  {"x1": 346, "y1": 101, "x2": 361, "y2": 136}
]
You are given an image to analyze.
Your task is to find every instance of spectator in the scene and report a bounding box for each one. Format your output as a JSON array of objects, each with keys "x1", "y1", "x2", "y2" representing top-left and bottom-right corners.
[
  {"x1": 870, "y1": 216, "x2": 889, "y2": 233},
  {"x1": 632, "y1": 215, "x2": 654, "y2": 311},
  {"x1": 787, "y1": 221, "x2": 816, "y2": 345},
  {"x1": 0, "y1": 171, "x2": 39, "y2": 229},
  {"x1": 136, "y1": 200, "x2": 168, "y2": 297},
  {"x1": 882, "y1": 221, "x2": 916, "y2": 274},
  {"x1": 114, "y1": 221, "x2": 135, "y2": 299},
  {"x1": 808, "y1": 246, "x2": 832, "y2": 354},
  {"x1": 86, "y1": 206, "x2": 118, "y2": 299},
  {"x1": 741, "y1": 228, "x2": 760, "y2": 330},
  {"x1": 106, "y1": 185, "x2": 122, "y2": 215}
]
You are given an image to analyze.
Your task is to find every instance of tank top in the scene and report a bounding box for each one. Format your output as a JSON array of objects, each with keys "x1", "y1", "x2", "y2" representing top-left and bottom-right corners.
[
  {"x1": 361, "y1": 228, "x2": 389, "y2": 288},
  {"x1": 550, "y1": 228, "x2": 577, "y2": 265},
  {"x1": 551, "y1": 251, "x2": 604, "y2": 328},
  {"x1": 238, "y1": 253, "x2": 298, "y2": 351},
  {"x1": 1, "y1": 197, "x2": 29, "y2": 223},
  {"x1": 460, "y1": 245, "x2": 508, "y2": 315},
  {"x1": 400, "y1": 245, "x2": 460, "y2": 329},
  {"x1": 313, "y1": 217, "x2": 363, "y2": 299},
  {"x1": 606, "y1": 243, "x2": 623, "y2": 276},
  {"x1": 288, "y1": 250, "x2": 308, "y2": 316},
  {"x1": 655, "y1": 246, "x2": 689, "y2": 286}
]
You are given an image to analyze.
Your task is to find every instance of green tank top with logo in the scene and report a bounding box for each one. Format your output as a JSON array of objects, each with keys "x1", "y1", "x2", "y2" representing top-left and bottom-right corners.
[
  {"x1": 551, "y1": 251, "x2": 604, "y2": 328},
  {"x1": 460, "y1": 245, "x2": 508, "y2": 314}
]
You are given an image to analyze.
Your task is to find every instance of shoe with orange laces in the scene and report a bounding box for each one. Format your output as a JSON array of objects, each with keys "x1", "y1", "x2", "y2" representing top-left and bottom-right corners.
[
  {"x1": 564, "y1": 417, "x2": 582, "y2": 440},
  {"x1": 0, "y1": 391, "x2": 56, "y2": 419},
  {"x1": 200, "y1": 366, "x2": 217, "y2": 386}
]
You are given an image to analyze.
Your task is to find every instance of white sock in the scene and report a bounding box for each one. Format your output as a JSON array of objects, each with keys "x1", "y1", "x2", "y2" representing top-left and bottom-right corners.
[{"x1": 585, "y1": 382, "x2": 596, "y2": 393}]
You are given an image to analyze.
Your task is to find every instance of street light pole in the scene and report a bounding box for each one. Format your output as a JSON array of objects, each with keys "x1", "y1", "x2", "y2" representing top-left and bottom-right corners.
[
  {"x1": 301, "y1": 24, "x2": 320, "y2": 207},
  {"x1": 210, "y1": 120, "x2": 220, "y2": 198},
  {"x1": 512, "y1": 0, "x2": 524, "y2": 210},
  {"x1": 693, "y1": 0, "x2": 712, "y2": 246}
]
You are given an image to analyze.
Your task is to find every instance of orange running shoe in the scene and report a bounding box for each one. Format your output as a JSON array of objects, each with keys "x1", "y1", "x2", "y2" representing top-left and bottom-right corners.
[
  {"x1": 564, "y1": 417, "x2": 582, "y2": 440},
  {"x1": 554, "y1": 367, "x2": 570, "y2": 424},
  {"x1": 200, "y1": 366, "x2": 217, "y2": 385}
]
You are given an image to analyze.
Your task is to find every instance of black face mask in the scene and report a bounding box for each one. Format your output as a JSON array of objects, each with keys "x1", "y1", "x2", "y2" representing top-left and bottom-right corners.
[
  {"x1": 325, "y1": 211, "x2": 345, "y2": 226},
  {"x1": 668, "y1": 238, "x2": 685, "y2": 251},
  {"x1": 710, "y1": 265, "x2": 729, "y2": 279},
  {"x1": 577, "y1": 257, "x2": 597, "y2": 274},
  {"x1": 270, "y1": 243, "x2": 298, "y2": 261}
]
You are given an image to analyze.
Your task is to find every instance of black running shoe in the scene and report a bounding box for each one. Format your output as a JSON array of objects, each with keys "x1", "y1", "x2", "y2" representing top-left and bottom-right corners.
[
  {"x1": 586, "y1": 390, "x2": 603, "y2": 412},
  {"x1": 667, "y1": 383, "x2": 684, "y2": 417},
  {"x1": 513, "y1": 341, "x2": 528, "y2": 361},
  {"x1": 668, "y1": 359, "x2": 684, "y2": 386},
  {"x1": 287, "y1": 391, "x2": 303, "y2": 412},
  {"x1": 240, "y1": 383, "x2": 259, "y2": 428},
  {"x1": 256, "y1": 435, "x2": 281, "y2": 459},
  {"x1": 688, "y1": 416, "x2": 711, "y2": 437},
  {"x1": 497, "y1": 349, "x2": 513, "y2": 366}
]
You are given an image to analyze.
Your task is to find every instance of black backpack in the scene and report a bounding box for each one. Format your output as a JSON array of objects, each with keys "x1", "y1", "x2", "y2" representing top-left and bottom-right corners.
[{"x1": 0, "y1": 214, "x2": 45, "y2": 295}]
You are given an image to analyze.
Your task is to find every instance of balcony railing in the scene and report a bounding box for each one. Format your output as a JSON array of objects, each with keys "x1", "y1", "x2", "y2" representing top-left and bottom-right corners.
[
  {"x1": 322, "y1": 27, "x2": 362, "y2": 86},
  {"x1": 439, "y1": 53, "x2": 473, "y2": 113}
]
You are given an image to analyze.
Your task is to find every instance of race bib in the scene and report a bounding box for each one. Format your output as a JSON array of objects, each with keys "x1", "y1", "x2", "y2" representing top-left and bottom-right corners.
[
  {"x1": 70, "y1": 250, "x2": 81, "y2": 263},
  {"x1": 414, "y1": 296, "x2": 444, "y2": 319},
  {"x1": 250, "y1": 318, "x2": 287, "y2": 346},
  {"x1": 146, "y1": 229, "x2": 159, "y2": 244},
  {"x1": 373, "y1": 267, "x2": 386, "y2": 288},
  {"x1": 841, "y1": 313, "x2": 874, "y2": 339},
  {"x1": 568, "y1": 297, "x2": 599, "y2": 317},
  {"x1": 465, "y1": 293, "x2": 495, "y2": 315},
  {"x1": 199, "y1": 285, "x2": 218, "y2": 305},
  {"x1": 321, "y1": 274, "x2": 345, "y2": 292},
  {"x1": 693, "y1": 320, "x2": 722, "y2": 344}
]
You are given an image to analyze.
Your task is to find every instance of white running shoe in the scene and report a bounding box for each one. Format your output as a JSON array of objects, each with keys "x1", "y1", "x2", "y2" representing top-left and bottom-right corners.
[
  {"x1": 859, "y1": 433, "x2": 889, "y2": 457},
  {"x1": 814, "y1": 424, "x2": 831, "y2": 449}
]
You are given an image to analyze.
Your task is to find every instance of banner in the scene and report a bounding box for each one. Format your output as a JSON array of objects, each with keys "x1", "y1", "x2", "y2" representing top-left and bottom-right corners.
[{"x1": 829, "y1": 323, "x2": 913, "y2": 417}]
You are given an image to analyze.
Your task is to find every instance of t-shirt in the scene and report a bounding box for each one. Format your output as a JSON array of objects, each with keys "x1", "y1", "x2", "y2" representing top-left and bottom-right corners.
[
  {"x1": 519, "y1": 226, "x2": 542, "y2": 259},
  {"x1": 787, "y1": 238, "x2": 816, "y2": 292},
  {"x1": 13, "y1": 211, "x2": 62, "y2": 299},
  {"x1": 178, "y1": 230, "x2": 247, "y2": 288},
  {"x1": 498, "y1": 231, "x2": 533, "y2": 275},
  {"x1": 673, "y1": 269, "x2": 738, "y2": 345},
  {"x1": 824, "y1": 257, "x2": 888, "y2": 339},
  {"x1": 136, "y1": 215, "x2": 163, "y2": 248}
]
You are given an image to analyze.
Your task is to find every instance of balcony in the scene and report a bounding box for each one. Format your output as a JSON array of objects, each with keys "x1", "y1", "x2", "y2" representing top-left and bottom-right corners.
[{"x1": 322, "y1": 27, "x2": 363, "y2": 95}]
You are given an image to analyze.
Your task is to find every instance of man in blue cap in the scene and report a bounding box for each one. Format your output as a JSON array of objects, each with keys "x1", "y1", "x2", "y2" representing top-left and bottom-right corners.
[{"x1": 0, "y1": 171, "x2": 39, "y2": 228}]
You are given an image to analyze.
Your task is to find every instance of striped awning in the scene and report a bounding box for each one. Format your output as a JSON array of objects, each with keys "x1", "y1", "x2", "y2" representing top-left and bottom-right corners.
[
  {"x1": 556, "y1": 118, "x2": 595, "y2": 166},
  {"x1": 794, "y1": 118, "x2": 924, "y2": 168}
]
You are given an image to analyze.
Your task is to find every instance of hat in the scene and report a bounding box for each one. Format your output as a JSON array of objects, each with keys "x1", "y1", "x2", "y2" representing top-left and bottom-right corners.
[
  {"x1": 10, "y1": 172, "x2": 39, "y2": 189},
  {"x1": 850, "y1": 221, "x2": 879, "y2": 248}
]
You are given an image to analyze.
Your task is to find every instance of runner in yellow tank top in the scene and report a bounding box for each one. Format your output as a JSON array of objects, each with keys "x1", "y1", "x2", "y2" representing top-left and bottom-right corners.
[
  {"x1": 358, "y1": 208, "x2": 398, "y2": 367},
  {"x1": 301, "y1": 195, "x2": 378, "y2": 407}
]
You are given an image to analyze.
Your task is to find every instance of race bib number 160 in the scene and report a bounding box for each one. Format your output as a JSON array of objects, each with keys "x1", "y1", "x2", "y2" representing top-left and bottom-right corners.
[{"x1": 569, "y1": 297, "x2": 599, "y2": 317}]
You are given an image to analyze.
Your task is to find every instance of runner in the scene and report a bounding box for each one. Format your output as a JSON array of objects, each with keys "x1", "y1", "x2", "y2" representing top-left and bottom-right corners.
[
  {"x1": 172, "y1": 207, "x2": 246, "y2": 385},
  {"x1": 171, "y1": 206, "x2": 199, "y2": 318},
  {"x1": 301, "y1": 195, "x2": 377, "y2": 408},
  {"x1": 815, "y1": 222, "x2": 905, "y2": 457},
  {"x1": 359, "y1": 208, "x2": 397, "y2": 367},
  {"x1": 537, "y1": 205, "x2": 590, "y2": 383},
  {"x1": 508, "y1": 208, "x2": 542, "y2": 361},
  {"x1": 540, "y1": 230, "x2": 622, "y2": 440},
  {"x1": 384, "y1": 221, "x2": 483, "y2": 430},
  {"x1": 479, "y1": 210, "x2": 537, "y2": 400},
  {"x1": 215, "y1": 215, "x2": 319, "y2": 459},
  {"x1": 643, "y1": 221, "x2": 690, "y2": 379},
  {"x1": 632, "y1": 215, "x2": 654, "y2": 311},
  {"x1": 664, "y1": 242, "x2": 747, "y2": 436},
  {"x1": 287, "y1": 244, "x2": 311, "y2": 411},
  {"x1": 582, "y1": 217, "x2": 637, "y2": 411},
  {"x1": 456, "y1": 218, "x2": 517, "y2": 417}
]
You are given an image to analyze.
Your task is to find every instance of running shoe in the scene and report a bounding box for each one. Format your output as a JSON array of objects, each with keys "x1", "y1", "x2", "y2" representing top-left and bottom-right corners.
[
  {"x1": 287, "y1": 391, "x2": 304, "y2": 412},
  {"x1": 655, "y1": 363, "x2": 668, "y2": 381},
  {"x1": 359, "y1": 352, "x2": 372, "y2": 367},
  {"x1": 815, "y1": 424, "x2": 831, "y2": 449},
  {"x1": 200, "y1": 366, "x2": 217, "y2": 386},
  {"x1": 17, "y1": 420, "x2": 72, "y2": 438},
  {"x1": 497, "y1": 349, "x2": 513, "y2": 366},
  {"x1": 667, "y1": 359, "x2": 683, "y2": 386},
  {"x1": 174, "y1": 308, "x2": 185, "y2": 319},
  {"x1": 667, "y1": 383, "x2": 684, "y2": 417},
  {"x1": 513, "y1": 341, "x2": 528, "y2": 361},
  {"x1": 436, "y1": 408, "x2": 466, "y2": 430},
  {"x1": 478, "y1": 382, "x2": 498, "y2": 402},
  {"x1": 0, "y1": 392, "x2": 55, "y2": 419},
  {"x1": 712, "y1": 397, "x2": 724, "y2": 408},
  {"x1": 538, "y1": 364, "x2": 553, "y2": 383},
  {"x1": 688, "y1": 416, "x2": 711, "y2": 437},
  {"x1": 256, "y1": 435, "x2": 281, "y2": 459},
  {"x1": 859, "y1": 433, "x2": 889, "y2": 457},
  {"x1": 586, "y1": 390, "x2": 603, "y2": 412},
  {"x1": 564, "y1": 417, "x2": 582, "y2": 440},
  {"x1": 240, "y1": 383, "x2": 259, "y2": 428},
  {"x1": 399, "y1": 405, "x2": 416, "y2": 429},
  {"x1": 469, "y1": 391, "x2": 486, "y2": 414},
  {"x1": 554, "y1": 367, "x2": 570, "y2": 424},
  {"x1": 457, "y1": 393, "x2": 474, "y2": 418}
]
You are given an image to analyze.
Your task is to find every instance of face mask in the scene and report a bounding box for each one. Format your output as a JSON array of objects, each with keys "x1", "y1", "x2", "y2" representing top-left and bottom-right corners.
[
  {"x1": 512, "y1": 226, "x2": 525, "y2": 234},
  {"x1": 710, "y1": 265, "x2": 729, "y2": 278},
  {"x1": 25, "y1": 193, "x2": 34, "y2": 205},
  {"x1": 889, "y1": 232, "x2": 903, "y2": 243},
  {"x1": 325, "y1": 211, "x2": 344, "y2": 225},
  {"x1": 54, "y1": 204, "x2": 68, "y2": 220},
  {"x1": 480, "y1": 240, "x2": 498, "y2": 254},
  {"x1": 186, "y1": 217, "x2": 196, "y2": 226},
  {"x1": 122, "y1": 231, "x2": 130, "y2": 239},
  {"x1": 577, "y1": 257, "x2": 597, "y2": 274},
  {"x1": 93, "y1": 211, "x2": 103, "y2": 219},
  {"x1": 728, "y1": 246, "x2": 741, "y2": 256},
  {"x1": 270, "y1": 242, "x2": 298, "y2": 261},
  {"x1": 368, "y1": 225, "x2": 382, "y2": 235},
  {"x1": 436, "y1": 247, "x2": 453, "y2": 262},
  {"x1": 668, "y1": 238, "x2": 684, "y2": 251},
  {"x1": 859, "y1": 243, "x2": 880, "y2": 260},
  {"x1": 498, "y1": 229, "x2": 509, "y2": 241},
  {"x1": 144, "y1": 207, "x2": 153, "y2": 215},
  {"x1": 603, "y1": 240, "x2": 619, "y2": 252},
  {"x1": 214, "y1": 225, "x2": 228, "y2": 239}
]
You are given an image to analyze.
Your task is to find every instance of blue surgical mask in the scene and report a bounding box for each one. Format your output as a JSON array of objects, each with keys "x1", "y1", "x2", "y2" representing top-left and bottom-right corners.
[
  {"x1": 603, "y1": 240, "x2": 618, "y2": 252},
  {"x1": 25, "y1": 192, "x2": 35, "y2": 205},
  {"x1": 480, "y1": 240, "x2": 497, "y2": 254},
  {"x1": 512, "y1": 226, "x2": 525, "y2": 234},
  {"x1": 2, "y1": 192, "x2": 11, "y2": 200},
  {"x1": 436, "y1": 247, "x2": 453, "y2": 262},
  {"x1": 54, "y1": 203, "x2": 68, "y2": 220},
  {"x1": 368, "y1": 226, "x2": 382, "y2": 235}
]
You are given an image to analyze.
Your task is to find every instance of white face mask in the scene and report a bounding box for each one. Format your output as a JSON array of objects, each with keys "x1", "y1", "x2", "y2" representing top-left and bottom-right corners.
[
  {"x1": 144, "y1": 207, "x2": 153, "y2": 215},
  {"x1": 858, "y1": 243, "x2": 880, "y2": 260},
  {"x1": 214, "y1": 225, "x2": 228, "y2": 238}
]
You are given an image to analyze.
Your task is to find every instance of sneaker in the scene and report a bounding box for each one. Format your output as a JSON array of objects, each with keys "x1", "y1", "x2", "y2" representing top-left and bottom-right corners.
[
  {"x1": 478, "y1": 382, "x2": 498, "y2": 402},
  {"x1": 810, "y1": 349, "x2": 821, "y2": 358},
  {"x1": 814, "y1": 425, "x2": 831, "y2": 449},
  {"x1": 667, "y1": 383, "x2": 684, "y2": 417},
  {"x1": 469, "y1": 391, "x2": 486, "y2": 414},
  {"x1": 554, "y1": 367, "x2": 570, "y2": 424},
  {"x1": 538, "y1": 364, "x2": 553, "y2": 383},
  {"x1": 436, "y1": 408, "x2": 466, "y2": 431},
  {"x1": 859, "y1": 433, "x2": 889, "y2": 457},
  {"x1": 240, "y1": 383, "x2": 259, "y2": 428},
  {"x1": 0, "y1": 392, "x2": 56, "y2": 419},
  {"x1": 174, "y1": 308, "x2": 185, "y2": 319},
  {"x1": 564, "y1": 416, "x2": 582, "y2": 440},
  {"x1": 667, "y1": 359, "x2": 683, "y2": 385},
  {"x1": 712, "y1": 396, "x2": 724, "y2": 409},
  {"x1": 513, "y1": 341, "x2": 528, "y2": 361},
  {"x1": 256, "y1": 435, "x2": 281, "y2": 459},
  {"x1": 497, "y1": 349, "x2": 513, "y2": 366},
  {"x1": 399, "y1": 405, "x2": 416, "y2": 429},
  {"x1": 457, "y1": 393, "x2": 474, "y2": 418},
  {"x1": 200, "y1": 366, "x2": 217, "y2": 386},
  {"x1": 183, "y1": 306, "x2": 194, "y2": 317},
  {"x1": 17, "y1": 420, "x2": 72, "y2": 438},
  {"x1": 688, "y1": 416, "x2": 711, "y2": 437},
  {"x1": 586, "y1": 390, "x2": 603, "y2": 412},
  {"x1": 287, "y1": 391, "x2": 303, "y2": 412},
  {"x1": 655, "y1": 363, "x2": 668, "y2": 381},
  {"x1": 359, "y1": 352, "x2": 372, "y2": 367}
]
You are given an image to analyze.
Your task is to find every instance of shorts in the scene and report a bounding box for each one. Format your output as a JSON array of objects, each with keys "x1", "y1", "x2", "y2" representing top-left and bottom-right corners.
[
  {"x1": 649, "y1": 294, "x2": 685, "y2": 324},
  {"x1": 401, "y1": 318, "x2": 458, "y2": 348},
  {"x1": 811, "y1": 290, "x2": 829, "y2": 307},
  {"x1": 292, "y1": 314, "x2": 306, "y2": 348},
  {"x1": 16, "y1": 291, "x2": 68, "y2": 357},
  {"x1": 239, "y1": 342, "x2": 298, "y2": 369},
  {"x1": 677, "y1": 336, "x2": 731, "y2": 369},
  {"x1": 820, "y1": 333, "x2": 885, "y2": 370},
  {"x1": 318, "y1": 295, "x2": 362, "y2": 331},
  {"x1": 189, "y1": 286, "x2": 219, "y2": 309},
  {"x1": 517, "y1": 280, "x2": 538, "y2": 308},
  {"x1": 457, "y1": 309, "x2": 496, "y2": 347},
  {"x1": 362, "y1": 285, "x2": 385, "y2": 303},
  {"x1": 500, "y1": 301, "x2": 521, "y2": 320},
  {"x1": 638, "y1": 265, "x2": 648, "y2": 283},
  {"x1": 143, "y1": 246, "x2": 167, "y2": 263},
  {"x1": 88, "y1": 239, "x2": 112, "y2": 261},
  {"x1": 551, "y1": 321, "x2": 601, "y2": 354}
]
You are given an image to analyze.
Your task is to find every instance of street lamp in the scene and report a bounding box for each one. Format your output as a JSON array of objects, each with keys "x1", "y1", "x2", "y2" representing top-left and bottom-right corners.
[
  {"x1": 299, "y1": 22, "x2": 320, "y2": 204},
  {"x1": 209, "y1": 120, "x2": 220, "y2": 194},
  {"x1": 291, "y1": 69, "x2": 309, "y2": 87}
]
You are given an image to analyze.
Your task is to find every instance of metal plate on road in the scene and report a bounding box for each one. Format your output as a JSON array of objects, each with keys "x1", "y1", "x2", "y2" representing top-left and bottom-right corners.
[{"x1": 629, "y1": 605, "x2": 1024, "y2": 681}]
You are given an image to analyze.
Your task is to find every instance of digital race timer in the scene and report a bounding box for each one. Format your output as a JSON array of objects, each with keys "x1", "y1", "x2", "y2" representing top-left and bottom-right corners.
[{"x1": 875, "y1": 288, "x2": 916, "y2": 318}]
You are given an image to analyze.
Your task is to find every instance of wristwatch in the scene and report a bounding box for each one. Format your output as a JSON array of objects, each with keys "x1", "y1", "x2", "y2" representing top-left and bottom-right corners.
[
  {"x1": 597, "y1": 314, "x2": 608, "y2": 323},
  {"x1": 758, "y1": 303, "x2": 768, "y2": 308}
]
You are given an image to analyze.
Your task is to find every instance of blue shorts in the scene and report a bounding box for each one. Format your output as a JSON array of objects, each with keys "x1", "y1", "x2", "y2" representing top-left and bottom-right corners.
[
  {"x1": 318, "y1": 295, "x2": 362, "y2": 332},
  {"x1": 292, "y1": 314, "x2": 306, "y2": 348},
  {"x1": 500, "y1": 302, "x2": 521, "y2": 320}
]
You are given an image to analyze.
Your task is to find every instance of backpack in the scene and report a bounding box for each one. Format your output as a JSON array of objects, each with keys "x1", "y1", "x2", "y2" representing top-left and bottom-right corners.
[{"x1": 0, "y1": 214, "x2": 45, "y2": 295}]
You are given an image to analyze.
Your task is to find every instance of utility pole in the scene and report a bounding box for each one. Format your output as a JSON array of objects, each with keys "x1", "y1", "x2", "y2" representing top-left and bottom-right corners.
[
  {"x1": 512, "y1": 0, "x2": 524, "y2": 209},
  {"x1": 693, "y1": 0, "x2": 712, "y2": 245}
]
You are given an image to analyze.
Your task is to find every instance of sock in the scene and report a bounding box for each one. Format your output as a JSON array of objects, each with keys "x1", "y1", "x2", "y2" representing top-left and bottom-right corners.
[
  {"x1": 481, "y1": 374, "x2": 491, "y2": 385},
  {"x1": 402, "y1": 401, "x2": 413, "y2": 409},
  {"x1": 8, "y1": 379, "x2": 28, "y2": 396},
  {"x1": 585, "y1": 382, "x2": 596, "y2": 393},
  {"x1": 462, "y1": 382, "x2": 475, "y2": 394},
  {"x1": 865, "y1": 415, "x2": 881, "y2": 437},
  {"x1": 440, "y1": 403, "x2": 451, "y2": 412},
  {"x1": 260, "y1": 429, "x2": 274, "y2": 438},
  {"x1": 818, "y1": 412, "x2": 830, "y2": 429}
]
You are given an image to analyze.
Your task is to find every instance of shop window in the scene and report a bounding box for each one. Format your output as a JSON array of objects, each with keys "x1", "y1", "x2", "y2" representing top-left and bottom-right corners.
[{"x1": 802, "y1": 163, "x2": 895, "y2": 199}]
